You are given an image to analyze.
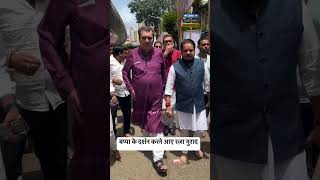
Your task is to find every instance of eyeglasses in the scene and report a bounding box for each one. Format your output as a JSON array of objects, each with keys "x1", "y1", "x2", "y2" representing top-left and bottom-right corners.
[{"x1": 155, "y1": 46, "x2": 162, "y2": 48}]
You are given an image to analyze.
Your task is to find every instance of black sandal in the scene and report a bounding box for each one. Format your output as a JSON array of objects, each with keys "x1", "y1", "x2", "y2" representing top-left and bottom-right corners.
[{"x1": 153, "y1": 159, "x2": 167, "y2": 176}]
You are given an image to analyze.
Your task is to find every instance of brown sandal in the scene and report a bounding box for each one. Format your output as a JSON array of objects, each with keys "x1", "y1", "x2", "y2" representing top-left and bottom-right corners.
[{"x1": 153, "y1": 159, "x2": 167, "y2": 176}]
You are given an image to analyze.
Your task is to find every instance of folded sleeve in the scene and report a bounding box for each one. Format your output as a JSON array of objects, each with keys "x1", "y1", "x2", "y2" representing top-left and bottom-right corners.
[
  {"x1": 122, "y1": 52, "x2": 134, "y2": 93},
  {"x1": 164, "y1": 66, "x2": 175, "y2": 96},
  {"x1": 298, "y1": 2, "x2": 320, "y2": 97},
  {"x1": 38, "y1": 0, "x2": 75, "y2": 99}
]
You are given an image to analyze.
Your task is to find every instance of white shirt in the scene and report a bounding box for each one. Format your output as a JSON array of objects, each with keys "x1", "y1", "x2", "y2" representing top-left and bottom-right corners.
[
  {"x1": 0, "y1": 56, "x2": 14, "y2": 98},
  {"x1": 298, "y1": 1, "x2": 320, "y2": 101},
  {"x1": 110, "y1": 71, "x2": 115, "y2": 95},
  {"x1": 165, "y1": 61, "x2": 210, "y2": 97},
  {"x1": 110, "y1": 55, "x2": 130, "y2": 97},
  {"x1": 0, "y1": 0, "x2": 64, "y2": 111},
  {"x1": 195, "y1": 54, "x2": 210, "y2": 72},
  {"x1": 195, "y1": 54, "x2": 211, "y2": 95}
]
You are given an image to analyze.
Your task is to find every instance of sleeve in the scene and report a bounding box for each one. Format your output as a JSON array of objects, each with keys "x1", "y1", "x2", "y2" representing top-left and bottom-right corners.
[
  {"x1": 110, "y1": 72, "x2": 115, "y2": 95},
  {"x1": 37, "y1": 0, "x2": 75, "y2": 99},
  {"x1": 0, "y1": 49, "x2": 14, "y2": 99},
  {"x1": 0, "y1": 60, "x2": 14, "y2": 98},
  {"x1": 161, "y1": 53, "x2": 166, "y2": 87},
  {"x1": 164, "y1": 66, "x2": 175, "y2": 96},
  {"x1": 204, "y1": 63, "x2": 210, "y2": 93},
  {"x1": 110, "y1": 60, "x2": 118, "y2": 78},
  {"x1": 298, "y1": 1, "x2": 320, "y2": 97},
  {"x1": 122, "y1": 52, "x2": 134, "y2": 93}
]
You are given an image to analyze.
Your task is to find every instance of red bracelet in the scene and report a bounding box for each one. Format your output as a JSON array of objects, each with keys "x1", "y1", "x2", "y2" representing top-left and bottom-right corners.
[{"x1": 165, "y1": 102, "x2": 170, "y2": 107}]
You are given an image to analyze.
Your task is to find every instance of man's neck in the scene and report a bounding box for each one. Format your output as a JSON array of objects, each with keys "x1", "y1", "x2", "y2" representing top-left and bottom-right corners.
[
  {"x1": 139, "y1": 47, "x2": 152, "y2": 57},
  {"x1": 199, "y1": 52, "x2": 207, "y2": 58},
  {"x1": 114, "y1": 56, "x2": 121, "y2": 63}
]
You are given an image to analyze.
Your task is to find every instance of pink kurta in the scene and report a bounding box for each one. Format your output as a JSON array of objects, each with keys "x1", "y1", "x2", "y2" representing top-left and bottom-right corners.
[
  {"x1": 122, "y1": 47, "x2": 166, "y2": 133},
  {"x1": 38, "y1": 0, "x2": 108, "y2": 180}
]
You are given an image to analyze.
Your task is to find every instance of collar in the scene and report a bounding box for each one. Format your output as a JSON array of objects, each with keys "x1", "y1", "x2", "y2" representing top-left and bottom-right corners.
[{"x1": 181, "y1": 58, "x2": 194, "y2": 68}]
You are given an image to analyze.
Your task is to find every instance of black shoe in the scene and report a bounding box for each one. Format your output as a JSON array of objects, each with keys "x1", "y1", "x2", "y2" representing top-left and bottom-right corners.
[
  {"x1": 153, "y1": 159, "x2": 167, "y2": 176},
  {"x1": 164, "y1": 126, "x2": 169, "y2": 136},
  {"x1": 170, "y1": 126, "x2": 177, "y2": 135},
  {"x1": 169, "y1": 127, "x2": 176, "y2": 136}
]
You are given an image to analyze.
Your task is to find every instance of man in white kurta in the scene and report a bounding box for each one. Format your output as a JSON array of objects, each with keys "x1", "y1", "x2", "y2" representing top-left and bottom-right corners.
[
  {"x1": 164, "y1": 39, "x2": 210, "y2": 164},
  {"x1": 110, "y1": 71, "x2": 120, "y2": 160},
  {"x1": 212, "y1": 1, "x2": 320, "y2": 180}
]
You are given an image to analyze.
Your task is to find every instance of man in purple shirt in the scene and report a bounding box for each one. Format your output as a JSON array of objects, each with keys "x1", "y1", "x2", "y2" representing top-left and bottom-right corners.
[
  {"x1": 122, "y1": 26, "x2": 167, "y2": 176},
  {"x1": 38, "y1": 0, "x2": 108, "y2": 179}
]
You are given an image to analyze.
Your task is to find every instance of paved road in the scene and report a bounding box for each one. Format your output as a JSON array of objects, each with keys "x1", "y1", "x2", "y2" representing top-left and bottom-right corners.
[{"x1": 110, "y1": 117, "x2": 211, "y2": 180}]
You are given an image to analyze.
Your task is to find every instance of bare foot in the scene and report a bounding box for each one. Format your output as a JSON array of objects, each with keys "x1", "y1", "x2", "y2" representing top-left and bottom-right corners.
[
  {"x1": 195, "y1": 150, "x2": 204, "y2": 159},
  {"x1": 173, "y1": 154, "x2": 188, "y2": 165}
]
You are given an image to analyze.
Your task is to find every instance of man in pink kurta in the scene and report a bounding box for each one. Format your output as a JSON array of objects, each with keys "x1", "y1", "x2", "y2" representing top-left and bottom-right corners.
[
  {"x1": 122, "y1": 26, "x2": 168, "y2": 175},
  {"x1": 38, "y1": 0, "x2": 108, "y2": 180}
]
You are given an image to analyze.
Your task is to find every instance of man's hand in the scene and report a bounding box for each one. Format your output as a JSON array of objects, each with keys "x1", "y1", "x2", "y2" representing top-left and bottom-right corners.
[
  {"x1": 111, "y1": 94, "x2": 118, "y2": 104},
  {"x1": 1, "y1": 105, "x2": 25, "y2": 143},
  {"x1": 164, "y1": 43, "x2": 174, "y2": 57},
  {"x1": 307, "y1": 126, "x2": 320, "y2": 148},
  {"x1": 68, "y1": 89, "x2": 84, "y2": 125},
  {"x1": 3, "y1": 105, "x2": 21, "y2": 125},
  {"x1": 9, "y1": 52, "x2": 41, "y2": 76},
  {"x1": 206, "y1": 94, "x2": 211, "y2": 109},
  {"x1": 165, "y1": 105, "x2": 174, "y2": 118},
  {"x1": 306, "y1": 95, "x2": 320, "y2": 147},
  {"x1": 112, "y1": 77, "x2": 123, "y2": 85},
  {"x1": 131, "y1": 90, "x2": 136, "y2": 101}
]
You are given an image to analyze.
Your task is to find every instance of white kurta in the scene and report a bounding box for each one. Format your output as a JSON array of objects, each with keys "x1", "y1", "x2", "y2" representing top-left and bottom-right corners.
[
  {"x1": 110, "y1": 72, "x2": 116, "y2": 150},
  {"x1": 164, "y1": 61, "x2": 210, "y2": 131},
  {"x1": 213, "y1": 135, "x2": 309, "y2": 180},
  {"x1": 0, "y1": 0, "x2": 64, "y2": 111}
]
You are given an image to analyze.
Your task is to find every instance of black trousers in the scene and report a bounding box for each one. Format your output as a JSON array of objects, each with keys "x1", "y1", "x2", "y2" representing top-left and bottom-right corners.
[
  {"x1": 0, "y1": 137, "x2": 26, "y2": 180},
  {"x1": 110, "y1": 102, "x2": 118, "y2": 137},
  {"x1": 117, "y1": 95, "x2": 132, "y2": 135},
  {"x1": 21, "y1": 103, "x2": 68, "y2": 180}
]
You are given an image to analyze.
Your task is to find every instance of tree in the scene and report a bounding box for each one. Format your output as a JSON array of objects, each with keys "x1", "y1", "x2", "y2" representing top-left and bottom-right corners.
[
  {"x1": 192, "y1": 0, "x2": 208, "y2": 14},
  {"x1": 161, "y1": 12, "x2": 178, "y2": 42},
  {"x1": 128, "y1": 0, "x2": 176, "y2": 38},
  {"x1": 191, "y1": 0, "x2": 209, "y2": 32}
]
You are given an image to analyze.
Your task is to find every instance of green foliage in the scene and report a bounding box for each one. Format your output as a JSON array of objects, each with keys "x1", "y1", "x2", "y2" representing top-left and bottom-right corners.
[
  {"x1": 192, "y1": 0, "x2": 208, "y2": 15},
  {"x1": 161, "y1": 12, "x2": 178, "y2": 41},
  {"x1": 128, "y1": 0, "x2": 176, "y2": 26}
]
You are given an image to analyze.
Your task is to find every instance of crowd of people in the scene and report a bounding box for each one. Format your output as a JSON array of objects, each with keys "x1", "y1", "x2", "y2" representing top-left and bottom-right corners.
[
  {"x1": 109, "y1": 26, "x2": 211, "y2": 176},
  {"x1": 1, "y1": 0, "x2": 320, "y2": 180},
  {"x1": 0, "y1": 0, "x2": 211, "y2": 179}
]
